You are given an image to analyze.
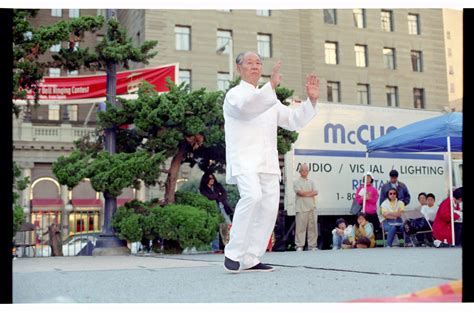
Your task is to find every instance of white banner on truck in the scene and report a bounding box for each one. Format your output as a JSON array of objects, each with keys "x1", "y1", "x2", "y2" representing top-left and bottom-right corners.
[{"x1": 284, "y1": 102, "x2": 449, "y2": 216}]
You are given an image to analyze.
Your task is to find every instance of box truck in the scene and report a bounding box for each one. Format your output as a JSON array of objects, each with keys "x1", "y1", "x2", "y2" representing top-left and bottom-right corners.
[{"x1": 283, "y1": 102, "x2": 462, "y2": 249}]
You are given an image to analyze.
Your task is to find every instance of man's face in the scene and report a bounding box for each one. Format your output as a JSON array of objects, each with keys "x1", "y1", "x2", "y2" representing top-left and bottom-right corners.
[
  {"x1": 390, "y1": 176, "x2": 398, "y2": 184},
  {"x1": 427, "y1": 197, "x2": 435, "y2": 207},
  {"x1": 299, "y1": 167, "x2": 309, "y2": 178},
  {"x1": 237, "y1": 53, "x2": 262, "y2": 85},
  {"x1": 418, "y1": 195, "x2": 427, "y2": 205}
]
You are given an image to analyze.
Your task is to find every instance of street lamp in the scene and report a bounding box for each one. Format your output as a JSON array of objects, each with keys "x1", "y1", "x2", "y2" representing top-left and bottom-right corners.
[{"x1": 216, "y1": 38, "x2": 234, "y2": 81}]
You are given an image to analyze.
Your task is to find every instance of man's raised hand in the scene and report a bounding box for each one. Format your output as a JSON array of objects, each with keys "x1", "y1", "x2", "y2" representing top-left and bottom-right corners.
[
  {"x1": 270, "y1": 61, "x2": 282, "y2": 89},
  {"x1": 306, "y1": 73, "x2": 320, "y2": 105}
]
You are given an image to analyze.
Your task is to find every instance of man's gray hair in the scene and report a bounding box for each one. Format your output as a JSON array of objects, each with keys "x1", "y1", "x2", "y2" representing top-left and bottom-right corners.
[{"x1": 235, "y1": 51, "x2": 263, "y2": 65}]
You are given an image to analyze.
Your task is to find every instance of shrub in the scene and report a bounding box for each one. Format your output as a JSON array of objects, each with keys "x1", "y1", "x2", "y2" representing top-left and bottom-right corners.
[
  {"x1": 13, "y1": 205, "x2": 25, "y2": 237},
  {"x1": 150, "y1": 204, "x2": 219, "y2": 249}
]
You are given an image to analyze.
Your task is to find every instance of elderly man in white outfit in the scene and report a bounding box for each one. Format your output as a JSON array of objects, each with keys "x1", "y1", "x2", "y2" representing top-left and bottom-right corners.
[{"x1": 223, "y1": 51, "x2": 320, "y2": 273}]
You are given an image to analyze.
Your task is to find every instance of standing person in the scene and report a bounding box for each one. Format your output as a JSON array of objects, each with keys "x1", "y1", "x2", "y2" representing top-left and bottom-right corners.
[
  {"x1": 294, "y1": 163, "x2": 319, "y2": 252},
  {"x1": 223, "y1": 51, "x2": 320, "y2": 273},
  {"x1": 379, "y1": 170, "x2": 411, "y2": 206},
  {"x1": 355, "y1": 172, "x2": 379, "y2": 233},
  {"x1": 432, "y1": 187, "x2": 462, "y2": 246},
  {"x1": 199, "y1": 172, "x2": 234, "y2": 223}
]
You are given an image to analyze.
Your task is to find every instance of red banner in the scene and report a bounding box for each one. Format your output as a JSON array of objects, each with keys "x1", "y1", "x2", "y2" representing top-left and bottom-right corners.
[{"x1": 25, "y1": 64, "x2": 177, "y2": 102}]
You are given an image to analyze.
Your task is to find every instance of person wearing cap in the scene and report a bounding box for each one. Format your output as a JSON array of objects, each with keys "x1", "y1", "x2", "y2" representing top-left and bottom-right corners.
[
  {"x1": 432, "y1": 187, "x2": 462, "y2": 246},
  {"x1": 379, "y1": 169, "x2": 411, "y2": 206},
  {"x1": 355, "y1": 172, "x2": 380, "y2": 232}
]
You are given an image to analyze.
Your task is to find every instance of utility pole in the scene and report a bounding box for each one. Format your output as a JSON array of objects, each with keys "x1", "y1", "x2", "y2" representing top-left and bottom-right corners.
[{"x1": 93, "y1": 9, "x2": 129, "y2": 256}]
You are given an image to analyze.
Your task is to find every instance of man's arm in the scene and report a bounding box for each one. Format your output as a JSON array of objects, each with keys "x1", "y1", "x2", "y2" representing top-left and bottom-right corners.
[{"x1": 276, "y1": 74, "x2": 320, "y2": 131}]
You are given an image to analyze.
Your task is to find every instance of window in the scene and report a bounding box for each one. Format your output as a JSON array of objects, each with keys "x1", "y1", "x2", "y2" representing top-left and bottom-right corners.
[
  {"x1": 257, "y1": 34, "x2": 272, "y2": 58},
  {"x1": 256, "y1": 10, "x2": 270, "y2": 16},
  {"x1": 450, "y1": 83, "x2": 455, "y2": 93},
  {"x1": 216, "y1": 9, "x2": 231, "y2": 12},
  {"x1": 324, "y1": 9, "x2": 337, "y2": 24},
  {"x1": 353, "y1": 9, "x2": 366, "y2": 28},
  {"x1": 354, "y1": 45, "x2": 367, "y2": 67},
  {"x1": 68, "y1": 70, "x2": 78, "y2": 76},
  {"x1": 448, "y1": 48, "x2": 452, "y2": 57},
  {"x1": 325, "y1": 42, "x2": 338, "y2": 65},
  {"x1": 51, "y1": 9, "x2": 62, "y2": 17},
  {"x1": 381, "y1": 10, "x2": 393, "y2": 32},
  {"x1": 175, "y1": 26, "x2": 191, "y2": 51},
  {"x1": 69, "y1": 9, "x2": 80, "y2": 18},
  {"x1": 357, "y1": 84, "x2": 370, "y2": 105},
  {"x1": 449, "y1": 66, "x2": 454, "y2": 75},
  {"x1": 386, "y1": 86, "x2": 398, "y2": 107},
  {"x1": 48, "y1": 104, "x2": 60, "y2": 121},
  {"x1": 217, "y1": 72, "x2": 230, "y2": 91},
  {"x1": 179, "y1": 70, "x2": 191, "y2": 90},
  {"x1": 97, "y1": 9, "x2": 106, "y2": 17},
  {"x1": 49, "y1": 68, "x2": 61, "y2": 77},
  {"x1": 383, "y1": 47, "x2": 396, "y2": 69},
  {"x1": 50, "y1": 43, "x2": 61, "y2": 52},
  {"x1": 413, "y1": 88, "x2": 425, "y2": 109},
  {"x1": 411, "y1": 50, "x2": 423, "y2": 72},
  {"x1": 68, "y1": 105, "x2": 78, "y2": 121},
  {"x1": 408, "y1": 13, "x2": 420, "y2": 35},
  {"x1": 217, "y1": 30, "x2": 232, "y2": 54},
  {"x1": 327, "y1": 81, "x2": 340, "y2": 103},
  {"x1": 447, "y1": 31, "x2": 451, "y2": 39}
]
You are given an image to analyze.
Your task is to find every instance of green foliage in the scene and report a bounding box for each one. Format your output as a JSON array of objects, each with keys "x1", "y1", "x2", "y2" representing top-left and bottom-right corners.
[
  {"x1": 111, "y1": 206, "x2": 143, "y2": 242},
  {"x1": 13, "y1": 162, "x2": 29, "y2": 237},
  {"x1": 223, "y1": 184, "x2": 240, "y2": 209},
  {"x1": 150, "y1": 204, "x2": 219, "y2": 249},
  {"x1": 13, "y1": 205, "x2": 25, "y2": 237},
  {"x1": 52, "y1": 151, "x2": 92, "y2": 189}
]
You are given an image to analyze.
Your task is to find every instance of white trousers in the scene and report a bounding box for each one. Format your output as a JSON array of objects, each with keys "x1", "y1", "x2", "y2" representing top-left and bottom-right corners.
[{"x1": 224, "y1": 173, "x2": 280, "y2": 270}]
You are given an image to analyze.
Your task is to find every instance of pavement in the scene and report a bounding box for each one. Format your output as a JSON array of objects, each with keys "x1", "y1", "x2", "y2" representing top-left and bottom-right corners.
[{"x1": 13, "y1": 247, "x2": 462, "y2": 303}]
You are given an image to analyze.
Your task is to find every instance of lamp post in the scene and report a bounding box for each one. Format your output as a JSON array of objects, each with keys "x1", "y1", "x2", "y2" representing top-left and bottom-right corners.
[
  {"x1": 92, "y1": 9, "x2": 129, "y2": 256},
  {"x1": 217, "y1": 38, "x2": 234, "y2": 80}
]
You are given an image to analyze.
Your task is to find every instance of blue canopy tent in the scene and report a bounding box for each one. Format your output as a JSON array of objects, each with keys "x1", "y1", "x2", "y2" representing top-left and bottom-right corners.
[{"x1": 362, "y1": 112, "x2": 462, "y2": 245}]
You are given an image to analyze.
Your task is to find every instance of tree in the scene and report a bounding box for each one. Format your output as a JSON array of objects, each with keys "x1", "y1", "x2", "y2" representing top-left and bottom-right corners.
[
  {"x1": 39, "y1": 13, "x2": 160, "y2": 197},
  {"x1": 12, "y1": 9, "x2": 105, "y2": 116},
  {"x1": 13, "y1": 162, "x2": 29, "y2": 237}
]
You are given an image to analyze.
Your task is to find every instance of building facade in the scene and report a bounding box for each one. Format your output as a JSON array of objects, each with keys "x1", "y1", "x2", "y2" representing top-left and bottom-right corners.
[
  {"x1": 118, "y1": 9, "x2": 450, "y2": 110},
  {"x1": 442, "y1": 9, "x2": 463, "y2": 112}
]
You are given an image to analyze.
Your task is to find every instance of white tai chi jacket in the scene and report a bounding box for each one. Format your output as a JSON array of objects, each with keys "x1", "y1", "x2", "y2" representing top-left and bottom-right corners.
[{"x1": 223, "y1": 80, "x2": 319, "y2": 184}]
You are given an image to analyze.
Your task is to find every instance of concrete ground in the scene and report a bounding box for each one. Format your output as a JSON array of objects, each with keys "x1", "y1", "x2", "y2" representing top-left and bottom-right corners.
[{"x1": 13, "y1": 247, "x2": 462, "y2": 303}]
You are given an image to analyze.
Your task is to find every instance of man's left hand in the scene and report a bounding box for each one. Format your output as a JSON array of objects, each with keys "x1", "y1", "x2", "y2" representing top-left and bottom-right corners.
[{"x1": 306, "y1": 73, "x2": 320, "y2": 105}]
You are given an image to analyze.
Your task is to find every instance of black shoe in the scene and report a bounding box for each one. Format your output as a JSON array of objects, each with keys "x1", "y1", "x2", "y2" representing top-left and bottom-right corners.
[
  {"x1": 243, "y1": 263, "x2": 274, "y2": 272},
  {"x1": 223, "y1": 256, "x2": 240, "y2": 273}
]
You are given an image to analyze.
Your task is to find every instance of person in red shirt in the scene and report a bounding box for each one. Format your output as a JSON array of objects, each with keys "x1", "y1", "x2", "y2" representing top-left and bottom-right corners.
[{"x1": 432, "y1": 187, "x2": 462, "y2": 245}]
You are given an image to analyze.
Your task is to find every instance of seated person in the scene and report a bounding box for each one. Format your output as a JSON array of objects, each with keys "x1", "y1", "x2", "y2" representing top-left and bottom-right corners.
[
  {"x1": 379, "y1": 188, "x2": 412, "y2": 247},
  {"x1": 199, "y1": 172, "x2": 234, "y2": 222},
  {"x1": 331, "y1": 218, "x2": 354, "y2": 250},
  {"x1": 421, "y1": 193, "x2": 438, "y2": 224},
  {"x1": 352, "y1": 212, "x2": 375, "y2": 248},
  {"x1": 355, "y1": 236, "x2": 372, "y2": 249},
  {"x1": 433, "y1": 187, "x2": 462, "y2": 246}
]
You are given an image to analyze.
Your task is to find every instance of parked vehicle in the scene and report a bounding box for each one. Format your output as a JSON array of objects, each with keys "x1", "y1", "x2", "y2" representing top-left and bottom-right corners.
[{"x1": 283, "y1": 102, "x2": 462, "y2": 249}]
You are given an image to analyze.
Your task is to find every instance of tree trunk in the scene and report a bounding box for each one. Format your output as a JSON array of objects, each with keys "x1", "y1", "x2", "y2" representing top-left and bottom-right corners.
[{"x1": 164, "y1": 143, "x2": 187, "y2": 204}]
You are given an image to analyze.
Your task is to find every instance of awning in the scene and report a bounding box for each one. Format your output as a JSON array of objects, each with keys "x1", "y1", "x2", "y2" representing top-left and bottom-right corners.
[
  {"x1": 117, "y1": 198, "x2": 133, "y2": 206},
  {"x1": 31, "y1": 199, "x2": 63, "y2": 206},
  {"x1": 71, "y1": 199, "x2": 102, "y2": 207}
]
